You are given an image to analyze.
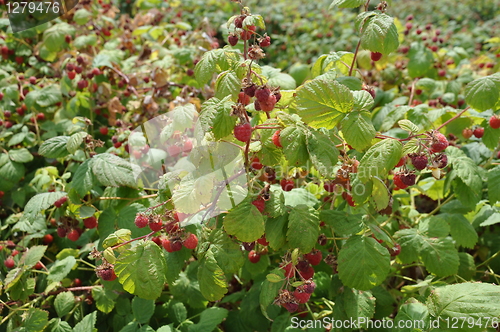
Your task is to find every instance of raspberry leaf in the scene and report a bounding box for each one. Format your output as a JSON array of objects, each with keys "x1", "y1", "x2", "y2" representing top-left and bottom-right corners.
[
  {"x1": 356, "y1": 12, "x2": 399, "y2": 55},
  {"x1": 223, "y1": 199, "x2": 265, "y2": 242},
  {"x1": 341, "y1": 110, "x2": 376, "y2": 151},
  {"x1": 464, "y1": 74, "x2": 500, "y2": 112},
  {"x1": 307, "y1": 130, "x2": 339, "y2": 176},
  {"x1": 286, "y1": 205, "x2": 320, "y2": 254},
  {"x1": 358, "y1": 139, "x2": 403, "y2": 183},
  {"x1": 198, "y1": 249, "x2": 228, "y2": 302}
]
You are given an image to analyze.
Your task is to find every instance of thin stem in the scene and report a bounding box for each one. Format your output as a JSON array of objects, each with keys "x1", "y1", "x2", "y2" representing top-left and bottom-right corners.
[
  {"x1": 349, "y1": 0, "x2": 371, "y2": 76},
  {"x1": 435, "y1": 107, "x2": 469, "y2": 131}
]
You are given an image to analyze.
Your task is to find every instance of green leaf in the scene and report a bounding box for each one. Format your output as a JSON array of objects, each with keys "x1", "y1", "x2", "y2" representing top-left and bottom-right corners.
[
  {"x1": 54, "y1": 291, "x2": 75, "y2": 317},
  {"x1": 73, "y1": 9, "x2": 92, "y2": 25},
  {"x1": 281, "y1": 125, "x2": 310, "y2": 166},
  {"x1": 48, "y1": 256, "x2": 77, "y2": 283},
  {"x1": 21, "y1": 192, "x2": 67, "y2": 223},
  {"x1": 194, "y1": 49, "x2": 238, "y2": 85},
  {"x1": 358, "y1": 139, "x2": 403, "y2": 182},
  {"x1": 20, "y1": 245, "x2": 47, "y2": 269},
  {"x1": 343, "y1": 288, "x2": 376, "y2": 324},
  {"x1": 42, "y1": 23, "x2": 75, "y2": 53},
  {"x1": 394, "y1": 302, "x2": 430, "y2": 332},
  {"x1": 198, "y1": 249, "x2": 228, "y2": 301},
  {"x1": 352, "y1": 90, "x2": 374, "y2": 112},
  {"x1": 215, "y1": 70, "x2": 240, "y2": 100},
  {"x1": 260, "y1": 268, "x2": 285, "y2": 320},
  {"x1": 341, "y1": 111, "x2": 376, "y2": 151},
  {"x1": 223, "y1": 200, "x2": 265, "y2": 242},
  {"x1": 39, "y1": 136, "x2": 71, "y2": 158},
  {"x1": 132, "y1": 297, "x2": 155, "y2": 324},
  {"x1": 427, "y1": 283, "x2": 500, "y2": 321},
  {"x1": 338, "y1": 236, "x2": 390, "y2": 290},
  {"x1": 265, "y1": 215, "x2": 288, "y2": 250},
  {"x1": 67, "y1": 132, "x2": 87, "y2": 154},
  {"x1": 480, "y1": 213, "x2": 500, "y2": 227},
  {"x1": 458, "y1": 253, "x2": 476, "y2": 281},
  {"x1": 482, "y1": 125, "x2": 500, "y2": 150},
  {"x1": 295, "y1": 78, "x2": 354, "y2": 129},
  {"x1": 329, "y1": 0, "x2": 365, "y2": 8},
  {"x1": 71, "y1": 159, "x2": 95, "y2": 197},
  {"x1": 115, "y1": 241, "x2": 166, "y2": 300},
  {"x1": 24, "y1": 85, "x2": 62, "y2": 109},
  {"x1": 448, "y1": 147, "x2": 483, "y2": 194},
  {"x1": 22, "y1": 308, "x2": 49, "y2": 332},
  {"x1": 437, "y1": 214, "x2": 478, "y2": 248},
  {"x1": 0, "y1": 155, "x2": 24, "y2": 192},
  {"x1": 357, "y1": 12, "x2": 399, "y2": 54},
  {"x1": 371, "y1": 177, "x2": 390, "y2": 210},
  {"x1": 199, "y1": 96, "x2": 237, "y2": 140},
  {"x1": 209, "y1": 229, "x2": 245, "y2": 276},
  {"x1": 407, "y1": 42, "x2": 434, "y2": 78},
  {"x1": 307, "y1": 130, "x2": 339, "y2": 176},
  {"x1": 188, "y1": 307, "x2": 228, "y2": 332},
  {"x1": 9, "y1": 148, "x2": 33, "y2": 163},
  {"x1": 488, "y1": 166, "x2": 500, "y2": 204},
  {"x1": 73, "y1": 34, "x2": 97, "y2": 49},
  {"x1": 320, "y1": 210, "x2": 363, "y2": 235},
  {"x1": 91, "y1": 153, "x2": 139, "y2": 188},
  {"x1": 465, "y1": 74, "x2": 500, "y2": 112},
  {"x1": 92, "y1": 286, "x2": 118, "y2": 313},
  {"x1": 286, "y1": 205, "x2": 320, "y2": 253},
  {"x1": 73, "y1": 311, "x2": 97, "y2": 332},
  {"x1": 398, "y1": 119, "x2": 420, "y2": 133},
  {"x1": 420, "y1": 237, "x2": 459, "y2": 277}
]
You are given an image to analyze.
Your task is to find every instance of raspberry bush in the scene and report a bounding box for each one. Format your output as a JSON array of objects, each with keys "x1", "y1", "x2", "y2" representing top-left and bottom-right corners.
[{"x1": 1, "y1": 0, "x2": 500, "y2": 331}]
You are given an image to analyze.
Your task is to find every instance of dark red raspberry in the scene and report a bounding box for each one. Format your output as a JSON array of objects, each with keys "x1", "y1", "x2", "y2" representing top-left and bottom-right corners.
[
  {"x1": 433, "y1": 154, "x2": 448, "y2": 168},
  {"x1": 149, "y1": 221, "x2": 163, "y2": 232},
  {"x1": 393, "y1": 173, "x2": 408, "y2": 189},
  {"x1": 473, "y1": 127, "x2": 484, "y2": 138},
  {"x1": 252, "y1": 198, "x2": 266, "y2": 213},
  {"x1": 297, "y1": 261, "x2": 314, "y2": 280},
  {"x1": 234, "y1": 123, "x2": 252, "y2": 142},
  {"x1": 281, "y1": 262, "x2": 295, "y2": 278},
  {"x1": 255, "y1": 87, "x2": 271, "y2": 103},
  {"x1": 183, "y1": 233, "x2": 198, "y2": 249},
  {"x1": 67, "y1": 229, "x2": 80, "y2": 242},
  {"x1": 283, "y1": 302, "x2": 299, "y2": 313},
  {"x1": 259, "y1": 35, "x2": 271, "y2": 47},
  {"x1": 248, "y1": 250, "x2": 261, "y2": 263},
  {"x1": 57, "y1": 227, "x2": 67, "y2": 238},
  {"x1": 228, "y1": 34, "x2": 238, "y2": 46},
  {"x1": 410, "y1": 154, "x2": 428, "y2": 170},
  {"x1": 302, "y1": 280, "x2": 316, "y2": 294},
  {"x1": 395, "y1": 156, "x2": 407, "y2": 167},
  {"x1": 257, "y1": 236, "x2": 269, "y2": 246},
  {"x1": 389, "y1": 243, "x2": 401, "y2": 256},
  {"x1": 293, "y1": 289, "x2": 311, "y2": 304},
  {"x1": 430, "y1": 132, "x2": 449, "y2": 153},
  {"x1": 97, "y1": 268, "x2": 117, "y2": 281},
  {"x1": 234, "y1": 16, "x2": 244, "y2": 28},
  {"x1": 371, "y1": 52, "x2": 382, "y2": 61},
  {"x1": 83, "y1": 216, "x2": 97, "y2": 229},
  {"x1": 244, "y1": 84, "x2": 257, "y2": 97},
  {"x1": 280, "y1": 179, "x2": 295, "y2": 191},
  {"x1": 259, "y1": 94, "x2": 277, "y2": 112},
  {"x1": 251, "y1": 156, "x2": 263, "y2": 170},
  {"x1": 400, "y1": 172, "x2": 416, "y2": 186},
  {"x1": 304, "y1": 249, "x2": 322, "y2": 266},
  {"x1": 134, "y1": 214, "x2": 149, "y2": 228}
]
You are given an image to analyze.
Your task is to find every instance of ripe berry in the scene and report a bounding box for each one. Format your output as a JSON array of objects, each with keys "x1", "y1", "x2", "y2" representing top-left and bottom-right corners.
[
  {"x1": 99, "y1": 127, "x2": 109, "y2": 135},
  {"x1": 29, "y1": 76, "x2": 36, "y2": 84},
  {"x1": 260, "y1": 35, "x2": 271, "y2": 47},
  {"x1": 54, "y1": 196, "x2": 68, "y2": 208},
  {"x1": 255, "y1": 87, "x2": 270, "y2": 103},
  {"x1": 34, "y1": 262, "x2": 43, "y2": 270},
  {"x1": 462, "y1": 128, "x2": 473, "y2": 139},
  {"x1": 149, "y1": 221, "x2": 163, "y2": 232},
  {"x1": 251, "y1": 156, "x2": 263, "y2": 170},
  {"x1": 243, "y1": 242, "x2": 255, "y2": 251},
  {"x1": 400, "y1": 172, "x2": 416, "y2": 186},
  {"x1": 473, "y1": 127, "x2": 484, "y2": 138},
  {"x1": 67, "y1": 71, "x2": 76, "y2": 80},
  {"x1": 228, "y1": 34, "x2": 238, "y2": 46},
  {"x1": 4, "y1": 110, "x2": 11, "y2": 118},
  {"x1": 389, "y1": 243, "x2": 401, "y2": 256},
  {"x1": 304, "y1": 249, "x2": 322, "y2": 266},
  {"x1": 67, "y1": 63, "x2": 75, "y2": 71},
  {"x1": 489, "y1": 115, "x2": 500, "y2": 129},
  {"x1": 248, "y1": 250, "x2": 261, "y2": 263},
  {"x1": 57, "y1": 227, "x2": 67, "y2": 238},
  {"x1": 234, "y1": 123, "x2": 252, "y2": 142},
  {"x1": 257, "y1": 236, "x2": 269, "y2": 246},
  {"x1": 302, "y1": 280, "x2": 316, "y2": 294},
  {"x1": 297, "y1": 262, "x2": 314, "y2": 280},
  {"x1": 293, "y1": 289, "x2": 311, "y2": 304},
  {"x1": 280, "y1": 178, "x2": 294, "y2": 192},
  {"x1": 4, "y1": 258, "x2": 15, "y2": 269},
  {"x1": 114, "y1": 141, "x2": 122, "y2": 148},
  {"x1": 83, "y1": 216, "x2": 97, "y2": 229},
  {"x1": 272, "y1": 130, "x2": 282, "y2": 148},
  {"x1": 259, "y1": 94, "x2": 277, "y2": 112},
  {"x1": 36, "y1": 113, "x2": 45, "y2": 121},
  {"x1": 162, "y1": 239, "x2": 174, "y2": 252},
  {"x1": 438, "y1": 69, "x2": 446, "y2": 77},
  {"x1": 77, "y1": 80, "x2": 87, "y2": 90},
  {"x1": 393, "y1": 173, "x2": 408, "y2": 189},
  {"x1": 0, "y1": 92, "x2": 3, "y2": 101},
  {"x1": 395, "y1": 156, "x2": 407, "y2": 167},
  {"x1": 4, "y1": 121, "x2": 13, "y2": 129},
  {"x1": 252, "y1": 198, "x2": 266, "y2": 213},
  {"x1": 92, "y1": 68, "x2": 101, "y2": 76},
  {"x1": 433, "y1": 154, "x2": 448, "y2": 168},
  {"x1": 67, "y1": 229, "x2": 80, "y2": 242},
  {"x1": 240, "y1": 30, "x2": 252, "y2": 41},
  {"x1": 370, "y1": 52, "x2": 382, "y2": 61},
  {"x1": 183, "y1": 233, "x2": 198, "y2": 249},
  {"x1": 75, "y1": 66, "x2": 83, "y2": 74},
  {"x1": 282, "y1": 262, "x2": 295, "y2": 278},
  {"x1": 65, "y1": 35, "x2": 72, "y2": 43},
  {"x1": 135, "y1": 214, "x2": 149, "y2": 228},
  {"x1": 410, "y1": 154, "x2": 428, "y2": 170},
  {"x1": 244, "y1": 84, "x2": 256, "y2": 97},
  {"x1": 283, "y1": 302, "x2": 299, "y2": 313},
  {"x1": 234, "y1": 16, "x2": 244, "y2": 28},
  {"x1": 430, "y1": 132, "x2": 449, "y2": 153},
  {"x1": 344, "y1": 193, "x2": 355, "y2": 207},
  {"x1": 43, "y1": 234, "x2": 53, "y2": 244},
  {"x1": 238, "y1": 91, "x2": 251, "y2": 105},
  {"x1": 98, "y1": 268, "x2": 117, "y2": 281}
]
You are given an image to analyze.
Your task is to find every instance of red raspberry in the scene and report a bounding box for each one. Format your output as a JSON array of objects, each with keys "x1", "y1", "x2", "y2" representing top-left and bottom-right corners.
[
  {"x1": 228, "y1": 34, "x2": 238, "y2": 46},
  {"x1": 410, "y1": 154, "x2": 428, "y2": 170},
  {"x1": 259, "y1": 35, "x2": 271, "y2": 47},
  {"x1": 66, "y1": 63, "x2": 75, "y2": 71},
  {"x1": 54, "y1": 196, "x2": 68, "y2": 208},
  {"x1": 234, "y1": 123, "x2": 252, "y2": 142},
  {"x1": 67, "y1": 229, "x2": 80, "y2": 242},
  {"x1": 254, "y1": 99, "x2": 261, "y2": 111},
  {"x1": 259, "y1": 94, "x2": 277, "y2": 112},
  {"x1": 99, "y1": 127, "x2": 109, "y2": 135},
  {"x1": 395, "y1": 156, "x2": 407, "y2": 167},
  {"x1": 92, "y1": 68, "x2": 101, "y2": 76},
  {"x1": 281, "y1": 262, "x2": 295, "y2": 278},
  {"x1": 98, "y1": 268, "x2": 117, "y2": 281},
  {"x1": 302, "y1": 280, "x2": 316, "y2": 294},
  {"x1": 400, "y1": 172, "x2": 416, "y2": 186},
  {"x1": 257, "y1": 236, "x2": 269, "y2": 246},
  {"x1": 430, "y1": 132, "x2": 449, "y2": 153},
  {"x1": 77, "y1": 80, "x2": 87, "y2": 90},
  {"x1": 248, "y1": 250, "x2": 261, "y2": 263},
  {"x1": 29, "y1": 76, "x2": 37, "y2": 84},
  {"x1": 34, "y1": 262, "x2": 43, "y2": 270},
  {"x1": 283, "y1": 302, "x2": 299, "y2": 313},
  {"x1": 162, "y1": 239, "x2": 174, "y2": 252},
  {"x1": 473, "y1": 127, "x2": 484, "y2": 138},
  {"x1": 244, "y1": 84, "x2": 256, "y2": 97},
  {"x1": 489, "y1": 115, "x2": 500, "y2": 129},
  {"x1": 251, "y1": 156, "x2": 263, "y2": 170},
  {"x1": 43, "y1": 234, "x2": 53, "y2": 244},
  {"x1": 83, "y1": 216, "x2": 97, "y2": 229},
  {"x1": 67, "y1": 71, "x2": 76, "y2": 80},
  {"x1": 75, "y1": 65, "x2": 83, "y2": 73},
  {"x1": 242, "y1": 242, "x2": 255, "y2": 251},
  {"x1": 389, "y1": 243, "x2": 401, "y2": 256},
  {"x1": 323, "y1": 181, "x2": 338, "y2": 193},
  {"x1": 240, "y1": 30, "x2": 252, "y2": 41},
  {"x1": 238, "y1": 91, "x2": 251, "y2": 105},
  {"x1": 393, "y1": 173, "x2": 408, "y2": 189},
  {"x1": 462, "y1": 128, "x2": 473, "y2": 139},
  {"x1": 149, "y1": 221, "x2": 163, "y2": 232},
  {"x1": 57, "y1": 227, "x2": 67, "y2": 238},
  {"x1": 252, "y1": 198, "x2": 265, "y2": 213},
  {"x1": 4, "y1": 258, "x2": 15, "y2": 269},
  {"x1": 37, "y1": 113, "x2": 45, "y2": 121},
  {"x1": 344, "y1": 193, "x2": 355, "y2": 207},
  {"x1": 297, "y1": 261, "x2": 314, "y2": 280},
  {"x1": 151, "y1": 236, "x2": 162, "y2": 247},
  {"x1": 183, "y1": 233, "x2": 198, "y2": 249},
  {"x1": 371, "y1": 52, "x2": 382, "y2": 61},
  {"x1": 280, "y1": 178, "x2": 295, "y2": 191},
  {"x1": 234, "y1": 16, "x2": 244, "y2": 28},
  {"x1": 255, "y1": 87, "x2": 271, "y2": 103},
  {"x1": 165, "y1": 221, "x2": 179, "y2": 234},
  {"x1": 304, "y1": 249, "x2": 322, "y2": 266},
  {"x1": 134, "y1": 214, "x2": 149, "y2": 228},
  {"x1": 293, "y1": 289, "x2": 311, "y2": 304},
  {"x1": 272, "y1": 130, "x2": 282, "y2": 148}
]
